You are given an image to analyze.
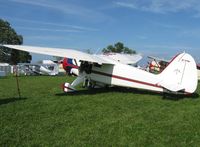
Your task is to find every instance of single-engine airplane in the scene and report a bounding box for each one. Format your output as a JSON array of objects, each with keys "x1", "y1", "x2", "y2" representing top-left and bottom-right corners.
[{"x1": 1, "y1": 45, "x2": 198, "y2": 94}]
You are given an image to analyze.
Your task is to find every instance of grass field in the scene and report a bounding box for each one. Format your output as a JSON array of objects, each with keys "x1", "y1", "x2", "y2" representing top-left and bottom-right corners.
[{"x1": 0, "y1": 76, "x2": 200, "y2": 146}]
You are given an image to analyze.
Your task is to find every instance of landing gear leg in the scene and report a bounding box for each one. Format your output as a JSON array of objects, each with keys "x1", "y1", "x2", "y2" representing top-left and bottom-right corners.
[{"x1": 62, "y1": 75, "x2": 85, "y2": 92}]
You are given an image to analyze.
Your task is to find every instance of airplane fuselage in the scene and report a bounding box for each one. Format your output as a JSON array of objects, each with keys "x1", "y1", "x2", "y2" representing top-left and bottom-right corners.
[
  {"x1": 89, "y1": 63, "x2": 163, "y2": 93},
  {"x1": 81, "y1": 52, "x2": 198, "y2": 94}
]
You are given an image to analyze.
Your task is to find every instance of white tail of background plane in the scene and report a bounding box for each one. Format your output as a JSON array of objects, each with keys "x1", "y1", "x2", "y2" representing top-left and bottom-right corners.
[{"x1": 158, "y1": 53, "x2": 198, "y2": 93}]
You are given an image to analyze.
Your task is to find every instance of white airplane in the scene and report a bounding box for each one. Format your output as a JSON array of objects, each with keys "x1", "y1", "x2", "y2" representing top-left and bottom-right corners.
[
  {"x1": 18, "y1": 63, "x2": 59, "y2": 76},
  {"x1": 2, "y1": 45, "x2": 198, "y2": 95}
]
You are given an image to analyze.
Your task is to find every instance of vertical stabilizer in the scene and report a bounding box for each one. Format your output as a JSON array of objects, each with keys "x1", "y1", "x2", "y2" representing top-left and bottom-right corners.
[{"x1": 158, "y1": 53, "x2": 198, "y2": 93}]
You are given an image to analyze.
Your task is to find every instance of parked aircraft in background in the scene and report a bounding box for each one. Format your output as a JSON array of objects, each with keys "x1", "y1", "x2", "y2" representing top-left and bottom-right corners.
[
  {"x1": 2, "y1": 45, "x2": 198, "y2": 95},
  {"x1": 197, "y1": 64, "x2": 200, "y2": 80},
  {"x1": 17, "y1": 63, "x2": 59, "y2": 76},
  {"x1": 147, "y1": 56, "x2": 169, "y2": 74},
  {"x1": 61, "y1": 58, "x2": 79, "y2": 76}
]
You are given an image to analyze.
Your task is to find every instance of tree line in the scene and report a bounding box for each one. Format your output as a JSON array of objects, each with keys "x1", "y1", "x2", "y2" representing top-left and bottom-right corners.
[
  {"x1": 102, "y1": 42, "x2": 136, "y2": 54},
  {"x1": 0, "y1": 19, "x2": 31, "y2": 64}
]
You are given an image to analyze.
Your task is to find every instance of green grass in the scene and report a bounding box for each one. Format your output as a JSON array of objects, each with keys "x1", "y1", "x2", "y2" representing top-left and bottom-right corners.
[{"x1": 0, "y1": 76, "x2": 200, "y2": 146}]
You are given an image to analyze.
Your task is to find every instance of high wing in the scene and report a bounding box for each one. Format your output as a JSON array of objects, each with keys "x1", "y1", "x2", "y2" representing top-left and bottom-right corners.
[
  {"x1": 102, "y1": 53, "x2": 142, "y2": 65},
  {"x1": 2, "y1": 45, "x2": 142, "y2": 65},
  {"x1": 2, "y1": 45, "x2": 110, "y2": 64}
]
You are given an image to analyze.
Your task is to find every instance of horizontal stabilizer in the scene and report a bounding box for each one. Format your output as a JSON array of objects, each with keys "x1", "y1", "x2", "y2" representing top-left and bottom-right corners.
[{"x1": 160, "y1": 82, "x2": 185, "y2": 92}]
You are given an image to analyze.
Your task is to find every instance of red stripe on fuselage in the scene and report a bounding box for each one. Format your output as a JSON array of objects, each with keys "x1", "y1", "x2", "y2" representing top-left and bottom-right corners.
[
  {"x1": 91, "y1": 70, "x2": 162, "y2": 88},
  {"x1": 91, "y1": 70, "x2": 192, "y2": 94}
]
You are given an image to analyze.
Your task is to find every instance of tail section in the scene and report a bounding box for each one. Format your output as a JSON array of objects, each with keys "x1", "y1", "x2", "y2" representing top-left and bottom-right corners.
[{"x1": 158, "y1": 53, "x2": 198, "y2": 93}]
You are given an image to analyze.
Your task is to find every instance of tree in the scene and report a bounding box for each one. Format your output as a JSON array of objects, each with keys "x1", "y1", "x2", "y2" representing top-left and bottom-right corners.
[
  {"x1": 85, "y1": 49, "x2": 93, "y2": 54},
  {"x1": 0, "y1": 19, "x2": 32, "y2": 64},
  {"x1": 102, "y1": 42, "x2": 136, "y2": 54}
]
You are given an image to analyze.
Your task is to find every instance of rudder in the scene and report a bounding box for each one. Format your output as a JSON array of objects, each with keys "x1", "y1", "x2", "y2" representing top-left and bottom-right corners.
[{"x1": 158, "y1": 53, "x2": 198, "y2": 93}]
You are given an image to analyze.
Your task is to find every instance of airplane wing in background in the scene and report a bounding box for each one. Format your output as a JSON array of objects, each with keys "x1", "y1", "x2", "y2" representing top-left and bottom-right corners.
[{"x1": 148, "y1": 56, "x2": 170, "y2": 63}]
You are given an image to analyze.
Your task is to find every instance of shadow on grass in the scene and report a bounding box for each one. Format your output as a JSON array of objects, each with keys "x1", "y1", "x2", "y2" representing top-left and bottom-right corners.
[
  {"x1": 162, "y1": 93, "x2": 199, "y2": 101},
  {"x1": 0, "y1": 97, "x2": 27, "y2": 106},
  {"x1": 116, "y1": 88, "x2": 199, "y2": 100},
  {"x1": 56, "y1": 87, "x2": 116, "y2": 96},
  {"x1": 55, "y1": 87, "x2": 199, "y2": 100}
]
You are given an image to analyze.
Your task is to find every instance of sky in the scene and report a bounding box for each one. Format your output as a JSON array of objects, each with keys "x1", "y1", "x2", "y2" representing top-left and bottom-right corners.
[{"x1": 0, "y1": 0, "x2": 200, "y2": 63}]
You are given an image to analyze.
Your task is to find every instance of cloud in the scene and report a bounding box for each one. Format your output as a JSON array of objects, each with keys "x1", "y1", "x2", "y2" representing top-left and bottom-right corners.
[
  {"x1": 149, "y1": 21, "x2": 181, "y2": 29},
  {"x1": 179, "y1": 28, "x2": 200, "y2": 38},
  {"x1": 142, "y1": 44, "x2": 191, "y2": 50},
  {"x1": 25, "y1": 35, "x2": 72, "y2": 41},
  {"x1": 9, "y1": 0, "x2": 108, "y2": 22},
  {"x1": 114, "y1": 2, "x2": 137, "y2": 9},
  {"x1": 10, "y1": 18, "x2": 99, "y2": 32},
  {"x1": 137, "y1": 44, "x2": 197, "y2": 58},
  {"x1": 10, "y1": 0, "x2": 55, "y2": 9},
  {"x1": 16, "y1": 26, "x2": 83, "y2": 33},
  {"x1": 113, "y1": 0, "x2": 200, "y2": 15}
]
